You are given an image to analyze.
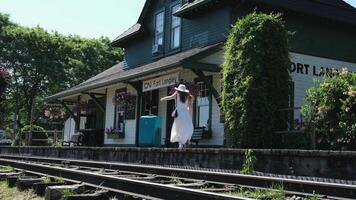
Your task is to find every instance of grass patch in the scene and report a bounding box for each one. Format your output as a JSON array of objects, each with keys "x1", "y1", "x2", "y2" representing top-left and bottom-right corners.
[
  {"x1": 308, "y1": 193, "x2": 319, "y2": 200},
  {"x1": 54, "y1": 176, "x2": 65, "y2": 183},
  {"x1": 0, "y1": 165, "x2": 14, "y2": 172},
  {"x1": 226, "y1": 183, "x2": 285, "y2": 200},
  {"x1": 0, "y1": 181, "x2": 43, "y2": 200},
  {"x1": 41, "y1": 176, "x2": 65, "y2": 184},
  {"x1": 42, "y1": 176, "x2": 52, "y2": 184},
  {"x1": 61, "y1": 188, "x2": 76, "y2": 197},
  {"x1": 49, "y1": 163, "x2": 64, "y2": 168},
  {"x1": 171, "y1": 177, "x2": 183, "y2": 185}
]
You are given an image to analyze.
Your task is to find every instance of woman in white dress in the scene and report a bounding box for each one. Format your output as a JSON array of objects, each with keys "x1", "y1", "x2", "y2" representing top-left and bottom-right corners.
[{"x1": 160, "y1": 84, "x2": 194, "y2": 149}]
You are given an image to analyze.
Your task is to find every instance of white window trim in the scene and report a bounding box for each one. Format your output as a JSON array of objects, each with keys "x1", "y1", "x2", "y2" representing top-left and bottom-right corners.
[
  {"x1": 154, "y1": 11, "x2": 165, "y2": 46},
  {"x1": 170, "y1": 4, "x2": 181, "y2": 49}
]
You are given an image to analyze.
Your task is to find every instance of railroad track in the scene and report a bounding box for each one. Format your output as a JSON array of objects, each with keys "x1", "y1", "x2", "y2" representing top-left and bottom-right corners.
[{"x1": 0, "y1": 154, "x2": 355, "y2": 200}]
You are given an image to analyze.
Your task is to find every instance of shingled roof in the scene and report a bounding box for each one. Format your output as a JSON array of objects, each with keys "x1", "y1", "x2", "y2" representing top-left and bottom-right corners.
[
  {"x1": 111, "y1": 23, "x2": 141, "y2": 46},
  {"x1": 46, "y1": 43, "x2": 222, "y2": 101}
]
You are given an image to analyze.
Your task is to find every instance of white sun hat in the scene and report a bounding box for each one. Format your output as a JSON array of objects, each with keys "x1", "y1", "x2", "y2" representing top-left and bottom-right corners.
[{"x1": 175, "y1": 84, "x2": 190, "y2": 93}]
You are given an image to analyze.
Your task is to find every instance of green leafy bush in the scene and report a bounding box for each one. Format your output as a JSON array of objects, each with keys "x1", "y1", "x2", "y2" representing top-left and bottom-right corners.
[
  {"x1": 302, "y1": 69, "x2": 356, "y2": 150},
  {"x1": 241, "y1": 149, "x2": 256, "y2": 174},
  {"x1": 20, "y1": 125, "x2": 48, "y2": 146},
  {"x1": 222, "y1": 12, "x2": 291, "y2": 148}
]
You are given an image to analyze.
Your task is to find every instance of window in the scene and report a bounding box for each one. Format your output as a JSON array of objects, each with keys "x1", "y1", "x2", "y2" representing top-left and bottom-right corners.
[
  {"x1": 195, "y1": 81, "x2": 212, "y2": 130},
  {"x1": 114, "y1": 89, "x2": 137, "y2": 133},
  {"x1": 154, "y1": 11, "x2": 164, "y2": 46},
  {"x1": 171, "y1": 4, "x2": 181, "y2": 49},
  {"x1": 114, "y1": 103, "x2": 125, "y2": 133}
]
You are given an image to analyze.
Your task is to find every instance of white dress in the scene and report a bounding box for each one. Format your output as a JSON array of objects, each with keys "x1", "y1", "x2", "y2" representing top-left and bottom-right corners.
[{"x1": 170, "y1": 95, "x2": 194, "y2": 144}]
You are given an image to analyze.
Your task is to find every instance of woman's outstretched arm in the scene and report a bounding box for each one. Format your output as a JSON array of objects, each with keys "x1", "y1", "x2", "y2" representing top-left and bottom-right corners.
[{"x1": 160, "y1": 91, "x2": 177, "y2": 101}]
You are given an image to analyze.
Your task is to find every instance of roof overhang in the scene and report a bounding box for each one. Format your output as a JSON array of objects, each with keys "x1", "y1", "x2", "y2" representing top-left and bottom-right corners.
[{"x1": 46, "y1": 43, "x2": 223, "y2": 101}]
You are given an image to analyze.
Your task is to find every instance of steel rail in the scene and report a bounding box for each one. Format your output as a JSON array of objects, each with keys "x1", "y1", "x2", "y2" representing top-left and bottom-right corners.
[
  {"x1": 6, "y1": 168, "x2": 163, "y2": 200},
  {"x1": 1, "y1": 154, "x2": 356, "y2": 199},
  {"x1": 0, "y1": 158, "x2": 250, "y2": 200}
]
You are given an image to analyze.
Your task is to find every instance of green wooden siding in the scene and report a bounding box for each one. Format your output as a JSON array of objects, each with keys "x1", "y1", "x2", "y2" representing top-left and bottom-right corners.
[
  {"x1": 232, "y1": 3, "x2": 356, "y2": 63},
  {"x1": 123, "y1": 0, "x2": 231, "y2": 68},
  {"x1": 124, "y1": 1, "x2": 356, "y2": 68}
]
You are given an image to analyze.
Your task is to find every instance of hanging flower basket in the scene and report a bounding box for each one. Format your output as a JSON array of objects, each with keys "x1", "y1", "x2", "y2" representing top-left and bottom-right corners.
[
  {"x1": 44, "y1": 105, "x2": 66, "y2": 119},
  {"x1": 112, "y1": 92, "x2": 136, "y2": 106}
]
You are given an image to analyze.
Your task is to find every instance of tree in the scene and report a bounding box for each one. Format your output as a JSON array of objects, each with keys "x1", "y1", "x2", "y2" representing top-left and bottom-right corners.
[
  {"x1": 0, "y1": 12, "x2": 123, "y2": 140},
  {"x1": 0, "y1": 65, "x2": 10, "y2": 99},
  {"x1": 302, "y1": 69, "x2": 356, "y2": 150},
  {"x1": 0, "y1": 65, "x2": 11, "y2": 128},
  {"x1": 222, "y1": 12, "x2": 291, "y2": 148}
]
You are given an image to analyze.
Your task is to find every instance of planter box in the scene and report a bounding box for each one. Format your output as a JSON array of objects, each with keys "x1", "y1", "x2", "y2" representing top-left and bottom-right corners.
[{"x1": 107, "y1": 133, "x2": 125, "y2": 139}]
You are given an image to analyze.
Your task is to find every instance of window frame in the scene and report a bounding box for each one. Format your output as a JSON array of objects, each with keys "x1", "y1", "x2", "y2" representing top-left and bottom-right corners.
[
  {"x1": 114, "y1": 88, "x2": 127, "y2": 133},
  {"x1": 170, "y1": 2, "x2": 182, "y2": 50},
  {"x1": 153, "y1": 9, "x2": 165, "y2": 46},
  {"x1": 193, "y1": 76, "x2": 213, "y2": 131}
]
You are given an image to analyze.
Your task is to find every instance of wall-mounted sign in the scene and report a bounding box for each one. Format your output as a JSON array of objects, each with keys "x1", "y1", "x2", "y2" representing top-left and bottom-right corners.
[
  {"x1": 143, "y1": 72, "x2": 179, "y2": 92},
  {"x1": 290, "y1": 52, "x2": 355, "y2": 77},
  {"x1": 289, "y1": 52, "x2": 356, "y2": 109}
]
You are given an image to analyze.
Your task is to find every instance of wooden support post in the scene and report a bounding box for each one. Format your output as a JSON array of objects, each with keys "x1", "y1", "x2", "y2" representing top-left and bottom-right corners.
[
  {"x1": 88, "y1": 93, "x2": 105, "y2": 113},
  {"x1": 59, "y1": 100, "x2": 79, "y2": 131},
  {"x1": 59, "y1": 101, "x2": 76, "y2": 120},
  {"x1": 191, "y1": 69, "x2": 221, "y2": 108},
  {"x1": 125, "y1": 81, "x2": 142, "y2": 147}
]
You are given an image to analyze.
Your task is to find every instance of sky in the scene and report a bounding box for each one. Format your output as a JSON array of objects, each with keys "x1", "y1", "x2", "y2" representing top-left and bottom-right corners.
[
  {"x1": 0, "y1": 0, "x2": 145, "y2": 40},
  {"x1": 0, "y1": 0, "x2": 355, "y2": 40}
]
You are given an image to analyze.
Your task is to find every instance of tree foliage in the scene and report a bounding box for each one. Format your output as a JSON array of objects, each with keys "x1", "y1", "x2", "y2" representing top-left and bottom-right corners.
[
  {"x1": 302, "y1": 70, "x2": 356, "y2": 150},
  {"x1": 0, "y1": 12, "x2": 123, "y2": 130},
  {"x1": 0, "y1": 65, "x2": 10, "y2": 99},
  {"x1": 222, "y1": 12, "x2": 291, "y2": 148}
]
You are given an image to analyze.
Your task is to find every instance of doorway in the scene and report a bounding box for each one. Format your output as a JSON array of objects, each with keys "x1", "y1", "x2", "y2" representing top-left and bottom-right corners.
[{"x1": 141, "y1": 90, "x2": 159, "y2": 115}]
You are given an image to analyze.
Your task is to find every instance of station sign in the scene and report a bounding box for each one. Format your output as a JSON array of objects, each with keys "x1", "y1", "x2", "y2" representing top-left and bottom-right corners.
[
  {"x1": 290, "y1": 52, "x2": 355, "y2": 77},
  {"x1": 142, "y1": 72, "x2": 179, "y2": 92}
]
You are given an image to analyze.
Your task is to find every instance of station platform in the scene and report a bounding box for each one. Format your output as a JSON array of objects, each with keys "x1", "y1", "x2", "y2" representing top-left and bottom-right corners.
[{"x1": 0, "y1": 146, "x2": 355, "y2": 180}]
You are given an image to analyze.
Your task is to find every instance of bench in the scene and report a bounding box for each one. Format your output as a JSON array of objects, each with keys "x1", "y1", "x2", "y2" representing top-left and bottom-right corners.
[
  {"x1": 190, "y1": 127, "x2": 205, "y2": 145},
  {"x1": 62, "y1": 133, "x2": 84, "y2": 146}
]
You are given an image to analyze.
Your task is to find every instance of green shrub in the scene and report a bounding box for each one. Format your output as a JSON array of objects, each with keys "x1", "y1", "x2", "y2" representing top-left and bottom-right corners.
[
  {"x1": 222, "y1": 12, "x2": 291, "y2": 148},
  {"x1": 20, "y1": 125, "x2": 48, "y2": 146},
  {"x1": 4, "y1": 128, "x2": 16, "y2": 141},
  {"x1": 302, "y1": 70, "x2": 356, "y2": 150},
  {"x1": 241, "y1": 149, "x2": 256, "y2": 174}
]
